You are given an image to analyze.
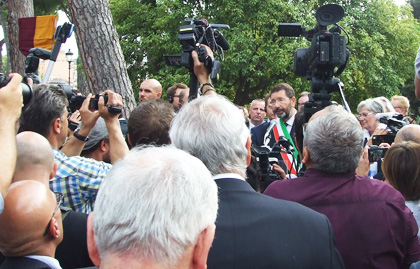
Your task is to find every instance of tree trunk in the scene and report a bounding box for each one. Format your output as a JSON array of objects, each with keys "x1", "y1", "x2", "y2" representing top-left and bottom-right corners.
[
  {"x1": 7, "y1": 0, "x2": 34, "y2": 75},
  {"x1": 66, "y1": 0, "x2": 136, "y2": 118},
  {"x1": 76, "y1": 56, "x2": 88, "y2": 95}
]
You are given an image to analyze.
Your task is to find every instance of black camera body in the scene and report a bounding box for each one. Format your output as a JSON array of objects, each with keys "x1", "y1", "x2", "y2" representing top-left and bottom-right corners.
[
  {"x1": 371, "y1": 113, "x2": 407, "y2": 146},
  {"x1": 278, "y1": 4, "x2": 350, "y2": 120},
  {"x1": 165, "y1": 18, "x2": 229, "y2": 91},
  {"x1": 0, "y1": 74, "x2": 33, "y2": 105},
  {"x1": 67, "y1": 91, "x2": 122, "y2": 115}
]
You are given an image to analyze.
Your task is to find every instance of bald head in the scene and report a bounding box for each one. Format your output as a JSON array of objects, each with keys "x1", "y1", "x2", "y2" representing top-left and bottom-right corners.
[
  {"x1": 14, "y1": 131, "x2": 55, "y2": 184},
  {"x1": 395, "y1": 125, "x2": 420, "y2": 144},
  {"x1": 0, "y1": 180, "x2": 63, "y2": 257},
  {"x1": 139, "y1": 79, "x2": 162, "y2": 103}
]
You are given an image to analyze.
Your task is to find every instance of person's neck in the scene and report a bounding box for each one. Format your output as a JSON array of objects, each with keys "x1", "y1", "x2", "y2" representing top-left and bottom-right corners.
[
  {"x1": 100, "y1": 255, "x2": 190, "y2": 269},
  {"x1": 251, "y1": 119, "x2": 263, "y2": 126},
  {"x1": 13, "y1": 167, "x2": 50, "y2": 184}
]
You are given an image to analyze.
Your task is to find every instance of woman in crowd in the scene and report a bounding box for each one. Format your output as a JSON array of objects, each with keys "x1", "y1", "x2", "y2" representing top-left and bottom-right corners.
[
  {"x1": 382, "y1": 141, "x2": 420, "y2": 235},
  {"x1": 357, "y1": 98, "x2": 386, "y2": 144}
]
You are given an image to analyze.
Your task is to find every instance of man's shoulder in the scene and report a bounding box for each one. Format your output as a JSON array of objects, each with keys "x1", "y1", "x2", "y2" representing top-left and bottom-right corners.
[
  {"x1": 251, "y1": 121, "x2": 270, "y2": 134},
  {"x1": 0, "y1": 257, "x2": 52, "y2": 269},
  {"x1": 216, "y1": 177, "x2": 326, "y2": 220}
]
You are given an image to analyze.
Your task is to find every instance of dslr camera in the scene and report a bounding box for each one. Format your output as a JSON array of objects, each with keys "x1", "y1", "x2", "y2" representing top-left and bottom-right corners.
[
  {"x1": 0, "y1": 74, "x2": 33, "y2": 105},
  {"x1": 371, "y1": 112, "x2": 407, "y2": 146}
]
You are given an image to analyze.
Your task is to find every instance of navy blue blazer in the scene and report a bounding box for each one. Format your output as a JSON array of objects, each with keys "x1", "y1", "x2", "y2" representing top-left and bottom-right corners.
[
  {"x1": 207, "y1": 177, "x2": 344, "y2": 269},
  {"x1": 0, "y1": 257, "x2": 52, "y2": 268}
]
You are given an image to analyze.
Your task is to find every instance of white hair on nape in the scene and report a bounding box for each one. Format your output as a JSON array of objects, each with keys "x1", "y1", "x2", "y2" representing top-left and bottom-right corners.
[
  {"x1": 93, "y1": 145, "x2": 218, "y2": 266},
  {"x1": 169, "y1": 95, "x2": 250, "y2": 177}
]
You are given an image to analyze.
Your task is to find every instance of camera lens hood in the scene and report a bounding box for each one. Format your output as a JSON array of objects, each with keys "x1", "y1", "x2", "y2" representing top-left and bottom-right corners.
[{"x1": 316, "y1": 4, "x2": 344, "y2": 27}]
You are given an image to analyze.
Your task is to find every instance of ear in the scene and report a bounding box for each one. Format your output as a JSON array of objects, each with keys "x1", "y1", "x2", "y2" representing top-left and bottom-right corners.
[
  {"x1": 291, "y1": 96, "x2": 296, "y2": 106},
  {"x1": 302, "y1": 146, "x2": 311, "y2": 166},
  {"x1": 192, "y1": 224, "x2": 216, "y2": 269},
  {"x1": 52, "y1": 118, "x2": 62, "y2": 135},
  {"x1": 50, "y1": 163, "x2": 58, "y2": 179},
  {"x1": 157, "y1": 92, "x2": 162, "y2": 98},
  {"x1": 127, "y1": 134, "x2": 133, "y2": 147},
  {"x1": 245, "y1": 137, "x2": 252, "y2": 166},
  {"x1": 87, "y1": 213, "x2": 101, "y2": 267},
  {"x1": 48, "y1": 216, "x2": 61, "y2": 238},
  {"x1": 100, "y1": 140, "x2": 109, "y2": 152}
]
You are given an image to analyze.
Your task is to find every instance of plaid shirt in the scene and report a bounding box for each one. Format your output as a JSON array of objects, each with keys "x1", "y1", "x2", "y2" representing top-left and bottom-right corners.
[{"x1": 49, "y1": 147, "x2": 112, "y2": 213}]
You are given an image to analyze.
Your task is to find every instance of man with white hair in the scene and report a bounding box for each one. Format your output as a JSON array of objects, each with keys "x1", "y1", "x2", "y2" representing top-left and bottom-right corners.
[
  {"x1": 170, "y1": 95, "x2": 344, "y2": 268},
  {"x1": 87, "y1": 146, "x2": 218, "y2": 268},
  {"x1": 265, "y1": 105, "x2": 420, "y2": 268}
]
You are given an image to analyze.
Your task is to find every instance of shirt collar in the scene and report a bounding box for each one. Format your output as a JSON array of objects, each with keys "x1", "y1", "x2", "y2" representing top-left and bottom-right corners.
[
  {"x1": 212, "y1": 173, "x2": 245, "y2": 181},
  {"x1": 25, "y1": 255, "x2": 62, "y2": 269}
]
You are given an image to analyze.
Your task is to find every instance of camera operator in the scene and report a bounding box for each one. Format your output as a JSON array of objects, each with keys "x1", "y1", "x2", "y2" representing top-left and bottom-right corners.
[{"x1": 19, "y1": 85, "x2": 128, "y2": 213}]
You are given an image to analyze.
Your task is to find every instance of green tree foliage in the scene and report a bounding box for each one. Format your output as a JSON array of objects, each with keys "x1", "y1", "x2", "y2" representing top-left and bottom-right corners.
[{"x1": 110, "y1": 0, "x2": 420, "y2": 111}]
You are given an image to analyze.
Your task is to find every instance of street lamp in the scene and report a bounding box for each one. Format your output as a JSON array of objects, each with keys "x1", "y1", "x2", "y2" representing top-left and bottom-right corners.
[{"x1": 65, "y1": 49, "x2": 74, "y2": 85}]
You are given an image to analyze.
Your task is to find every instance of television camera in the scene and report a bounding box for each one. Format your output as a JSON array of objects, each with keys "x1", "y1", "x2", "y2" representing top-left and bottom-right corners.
[
  {"x1": 278, "y1": 4, "x2": 350, "y2": 119},
  {"x1": 165, "y1": 18, "x2": 230, "y2": 100}
]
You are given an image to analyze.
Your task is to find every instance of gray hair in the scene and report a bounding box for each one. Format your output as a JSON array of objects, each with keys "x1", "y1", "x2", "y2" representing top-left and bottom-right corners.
[
  {"x1": 376, "y1": 96, "x2": 395, "y2": 113},
  {"x1": 357, "y1": 98, "x2": 385, "y2": 113},
  {"x1": 93, "y1": 145, "x2": 218, "y2": 266},
  {"x1": 304, "y1": 105, "x2": 363, "y2": 173},
  {"x1": 170, "y1": 95, "x2": 250, "y2": 177}
]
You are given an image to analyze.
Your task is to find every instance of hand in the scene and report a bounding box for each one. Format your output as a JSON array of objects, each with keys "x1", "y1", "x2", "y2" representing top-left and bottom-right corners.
[
  {"x1": 356, "y1": 146, "x2": 370, "y2": 176},
  {"x1": 366, "y1": 128, "x2": 389, "y2": 146},
  {"x1": 0, "y1": 73, "x2": 23, "y2": 123},
  {"x1": 68, "y1": 110, "x2": 81, "y2": 126},
  {"x1": 98, "y1": 90, "x2": 123, "y2": 120},
  {"x1": 191, "y1": 45, "x2": 213, "y2": 85},
  {"x1": 272, "y1": 163, "x2": 287, "y2": 180},
  {"x1": 79, "y1": 94, "x2": 100, "y2": 132}
]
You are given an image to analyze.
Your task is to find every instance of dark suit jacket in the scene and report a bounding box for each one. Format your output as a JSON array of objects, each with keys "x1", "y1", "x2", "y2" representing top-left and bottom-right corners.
[
  {"x1": 0, "y1": 257, "x2": 52, "y2": 268},
  {"x1": 55, "y1": 209, "x2": 94, "y2": 269},
  {"x1": 207, "y1": 177, "x2": 344, "y2": 269},
  {"x1": 251, "y1": 121, "x2": 295, "y2": 148}
]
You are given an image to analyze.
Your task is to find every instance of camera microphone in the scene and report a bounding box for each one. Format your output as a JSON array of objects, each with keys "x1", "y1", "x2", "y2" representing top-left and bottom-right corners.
[
  {"x1": 214, "y1": 30, "x2": 230, "y2": 50},
  {"x1": 263, "y1": 119, "x2": 278, "y2": 147},
  {"x1": 374, "y1": 112, "x2": 401, "y2": 121}
]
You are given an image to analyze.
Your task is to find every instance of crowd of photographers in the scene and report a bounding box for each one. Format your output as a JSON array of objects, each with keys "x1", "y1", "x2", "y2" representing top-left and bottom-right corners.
[{"x1": 1, "y1": 39, "x2": 420, "y2": 268}]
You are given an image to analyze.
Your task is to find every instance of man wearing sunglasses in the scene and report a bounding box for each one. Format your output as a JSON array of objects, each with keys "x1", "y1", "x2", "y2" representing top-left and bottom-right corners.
[{"x1": 0, "y1": 180, "x2": 63, "y2": 268}]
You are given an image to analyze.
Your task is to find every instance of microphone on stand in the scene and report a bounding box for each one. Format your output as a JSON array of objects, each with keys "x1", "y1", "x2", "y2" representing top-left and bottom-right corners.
[{"x1": 263, "y1": 119, "x2": 278, "y2": 147}]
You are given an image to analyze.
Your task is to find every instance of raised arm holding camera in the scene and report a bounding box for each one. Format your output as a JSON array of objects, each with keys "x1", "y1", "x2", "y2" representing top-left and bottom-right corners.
[
  {"x1": 19, "y1": 85, "x2": 127, "y2": 213},
  {"x1": 0, "y1": 74, "x2": 24, "y2": 212}
]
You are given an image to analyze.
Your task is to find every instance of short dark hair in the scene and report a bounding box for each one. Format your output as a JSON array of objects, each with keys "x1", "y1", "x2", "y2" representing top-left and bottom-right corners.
[
  {"x1": 270, "y1": 83, "x2": 295, "y2": 99},
  {"x1": 19, "y1": 84, "x2": 68, "y2": 138},
  {"x1": 128, "y1": 99, "x2": 174, "y2": 146},
  {"x1": 383, "y1": 141, "x2": 420, "y2": 201},
  {"x1": 167, "y1": 83, "x2": 188, "y2": 103}
]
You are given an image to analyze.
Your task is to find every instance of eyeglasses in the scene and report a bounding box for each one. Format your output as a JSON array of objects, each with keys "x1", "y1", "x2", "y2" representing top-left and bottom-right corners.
[
  {"x1": 358, "y1": 112, "x2": 374, "y2": 119},
  {"x1": 43, "y1": 192, "x2": 64, "y2": 236}
]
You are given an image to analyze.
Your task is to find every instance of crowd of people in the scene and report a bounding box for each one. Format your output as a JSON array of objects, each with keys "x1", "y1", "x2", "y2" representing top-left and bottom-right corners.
[{"x1": 0, "y1": 42, "x2": 420, "y2": 269}]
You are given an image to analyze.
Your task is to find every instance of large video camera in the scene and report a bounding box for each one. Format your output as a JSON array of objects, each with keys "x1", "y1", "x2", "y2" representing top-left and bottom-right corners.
[
  {"x1": 252, "y1": 136, "x2": 297, "y2": 190},
  {"x1": 165, "y1": 18, "x2": 230, "y2": 99},
  {"x1": 278, "y1": 4, "x2": 350, "y2": 118}
]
